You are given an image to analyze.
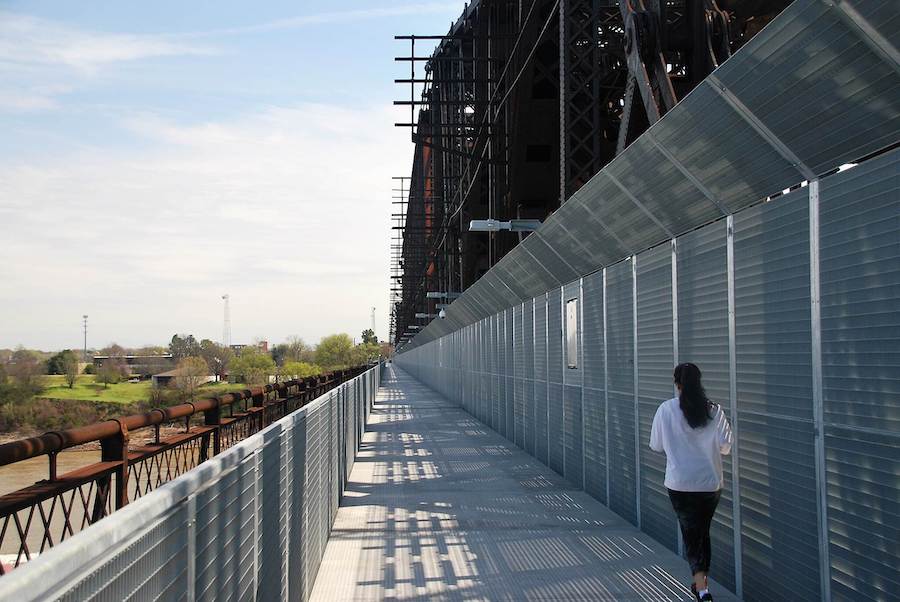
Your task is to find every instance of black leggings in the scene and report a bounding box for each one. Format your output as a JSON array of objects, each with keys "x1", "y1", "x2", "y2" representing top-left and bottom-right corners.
[{"x1": 667, "y1": 489, "x2": 721, "y2": 575}]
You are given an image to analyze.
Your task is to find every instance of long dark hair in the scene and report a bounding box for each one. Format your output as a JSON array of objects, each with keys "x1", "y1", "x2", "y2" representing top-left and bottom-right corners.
[{"x1": 674, "y1": 363, "x2": 712, "y2": 428}]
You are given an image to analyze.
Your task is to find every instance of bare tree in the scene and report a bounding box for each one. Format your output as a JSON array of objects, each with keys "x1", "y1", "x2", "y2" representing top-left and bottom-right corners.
[
  {"x1": 174, "y1": 356, "x2": 209, "y2": 402},
  {"x1": 199, "y1": 340, "x2": 233, "y2": 382},
  {"x1": 97, "y1": 361, "x2": 123, "y2": 388},
  {"x1": 9, "y1": 347, "x2": 45, "y2": 393},
  {"x1": 63, "y1": 353, "x2": 79, "y2": 388}
]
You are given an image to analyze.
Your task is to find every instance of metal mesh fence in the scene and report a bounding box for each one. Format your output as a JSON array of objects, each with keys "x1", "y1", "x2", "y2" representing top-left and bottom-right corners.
[
  {"x1": 0, "y1": 365, "x2": 381, "y2": 602},
  {"x1": 397, "y1": 148, "x2": 899, "y2": 601}
]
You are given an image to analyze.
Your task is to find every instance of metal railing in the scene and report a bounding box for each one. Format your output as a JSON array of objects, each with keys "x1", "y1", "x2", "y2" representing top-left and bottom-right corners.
[
  {"x1": 0, "y1": 365, "x2": 369, "y2": 575},
  {"x1": 0, "y1": 362, "x2": 380, "y2": 601}
]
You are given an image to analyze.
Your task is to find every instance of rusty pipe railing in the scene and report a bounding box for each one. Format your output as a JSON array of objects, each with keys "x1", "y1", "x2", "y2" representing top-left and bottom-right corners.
[{"x1": 0, "y1": 365, "x2": 369, "y2": 574}]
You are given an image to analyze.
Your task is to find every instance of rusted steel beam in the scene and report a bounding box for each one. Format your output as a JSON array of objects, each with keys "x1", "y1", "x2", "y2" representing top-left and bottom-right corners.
[
  {"x1": 0, "y1": 375, "x2": 325, "y2": 466},
  {"x1": 0, "y1": 462, "x2": 121, "y2": 515}
]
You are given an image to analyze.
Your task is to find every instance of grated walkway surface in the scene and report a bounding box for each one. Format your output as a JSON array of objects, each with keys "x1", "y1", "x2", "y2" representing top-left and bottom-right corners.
[{"x1": 310, "y1": 366, "x2": 739, "y2": 601}]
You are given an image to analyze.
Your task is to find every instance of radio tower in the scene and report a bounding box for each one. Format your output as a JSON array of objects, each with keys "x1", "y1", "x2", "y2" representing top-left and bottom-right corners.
[
  {"x1": 371, "y1": 307, "x2": 377, "y2": 341},
  {"x1": 222, "y1": 294, "x2": 231, "y2": 347}
]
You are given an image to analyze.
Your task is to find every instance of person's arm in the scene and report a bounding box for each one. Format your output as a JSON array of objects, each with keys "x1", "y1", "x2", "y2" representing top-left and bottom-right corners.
[
  {"x1": 649, "y1": 405, "x2": 665, "y2": 453},
  {"x1": 716, "y1": 405, "x2": 733, "y2": 455}
]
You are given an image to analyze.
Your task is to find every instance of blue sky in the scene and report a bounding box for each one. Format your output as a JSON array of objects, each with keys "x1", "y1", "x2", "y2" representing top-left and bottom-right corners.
[{"x1": 0, "y1": 1, "x2": 462, "y2": 350}]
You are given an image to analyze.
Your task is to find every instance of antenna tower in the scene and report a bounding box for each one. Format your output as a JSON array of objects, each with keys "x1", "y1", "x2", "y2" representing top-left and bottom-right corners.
[
  {"x1": 82, "y1": 315, "x2": 88, "y2": 362},
  {"x1": 222, "y1": 294, "x2": 231, "y2": 347},
  {"x1": 371, "y1": 307, "x2": 377, "y2": 340}
]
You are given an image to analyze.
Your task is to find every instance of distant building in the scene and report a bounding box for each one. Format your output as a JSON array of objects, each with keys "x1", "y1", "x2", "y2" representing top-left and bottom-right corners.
[
  {"x1": 151, "y1": 369, "x2": 215, "y2": 388},
  {"x1": 93, "y1": 354, "x2": 175, "y2": 377},
  {"x1": 229, "y1": 341, "x2": 268, "y2": 354}
]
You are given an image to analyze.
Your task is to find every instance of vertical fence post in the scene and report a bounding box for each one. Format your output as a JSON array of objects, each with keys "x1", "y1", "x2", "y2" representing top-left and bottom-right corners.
[
  {"x1": 252, "y1": 447, "x2": 261, "y2": 598},
  {"x1": 546, "y1": 292, "x2": 551, "y2": 462},
  {"x1": 282, "y1": 427, "x2": 292, "y2": 602},
  {"x1": 560, "y1": 287, "x2": 567, "y2": 477},
  {"x1": 533, "y1": 297, "x2": 538, "y2": 454},
  {"x1": 603, "y1": 267, "x2": 610, "y2": 505},
  {"x1": 726, "y1": 214, "x2": 744, "y2": 597},
  {"x1": 671, "y1": 238, "x2": 683, "y2": 555},
  {"x1": 632, "y1": 255, "x2": 641, "y2": 528},
  {"x1": 186, "y1": 493, "x2": 197, "y2": 602},
  {"x1": 809, "y1": 179, "x2": 832, "y2": 602},
  {"x1": 579, "y1": 277, "x2": 586, "y2": 490}
]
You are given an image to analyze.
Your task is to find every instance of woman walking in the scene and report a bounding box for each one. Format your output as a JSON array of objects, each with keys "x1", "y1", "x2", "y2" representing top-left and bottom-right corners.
[{"x1": 650, "y1": 363, "x2": 733, "y2": 602}]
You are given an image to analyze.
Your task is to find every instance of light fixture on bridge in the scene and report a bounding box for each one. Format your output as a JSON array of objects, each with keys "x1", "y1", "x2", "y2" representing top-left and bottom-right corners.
[{"x1": 468, "y1": 219, "x2": 542, "y2": 232}]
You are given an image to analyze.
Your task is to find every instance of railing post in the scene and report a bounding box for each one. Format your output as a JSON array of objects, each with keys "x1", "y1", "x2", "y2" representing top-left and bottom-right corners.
[
  {"x1": 94, "y1": 419, "x2": 129, "y2": 519},
  {"x1": 203, "y1": 402, "x2": 222, "y2": 459},
  {"x1": 277, "y1": 386, "x2": 290, "y2": 418},
  {"x1": 253, "y1": 392, "x2": 265, "y2": 431}
]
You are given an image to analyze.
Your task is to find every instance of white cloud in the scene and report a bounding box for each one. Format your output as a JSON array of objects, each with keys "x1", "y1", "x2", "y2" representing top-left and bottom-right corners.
[
  {"x1": 0, "y1": 11, "x2": 216, "y2": 73},
  {"x1": 0, "y1": 103, "x2": 403, "y2": 349},
  {"x1": 179, "y1": 3, "x2": 462, "y2": 37}
]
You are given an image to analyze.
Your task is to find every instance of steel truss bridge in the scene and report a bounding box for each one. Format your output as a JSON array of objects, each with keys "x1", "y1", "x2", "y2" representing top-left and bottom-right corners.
[{"x1": 0, "y1": 0, "x2": 897, "y2": 600}]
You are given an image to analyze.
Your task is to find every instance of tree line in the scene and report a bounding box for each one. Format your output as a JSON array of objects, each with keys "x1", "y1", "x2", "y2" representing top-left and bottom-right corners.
[
  {"x1": 0, "y1": 330, "x2": 387, "y2": 433},
  {"x1": 170, "y1": 330, "x2": 382, "y2": 389}
]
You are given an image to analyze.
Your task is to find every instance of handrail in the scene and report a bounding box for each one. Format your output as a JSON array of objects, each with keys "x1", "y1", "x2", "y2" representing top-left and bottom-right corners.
[
  {"x1": 0, "y1": 363, "x2": 382, "y2": 597},
  {"x1": 0, "y1": 364, "x2": 372, "y2": 574},
  {"x1": 0, "y1": 369, "x2": 354, "y2": 466}
]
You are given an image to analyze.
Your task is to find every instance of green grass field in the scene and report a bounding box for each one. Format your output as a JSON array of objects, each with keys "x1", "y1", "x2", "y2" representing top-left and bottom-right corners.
[{"x1": 41, "y1": 376, "x2": 245, "y2": 404}]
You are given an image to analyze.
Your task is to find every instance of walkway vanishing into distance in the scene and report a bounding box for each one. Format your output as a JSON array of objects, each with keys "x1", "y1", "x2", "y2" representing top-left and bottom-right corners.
[{"x1": 311, "y1": 366, "x2": 737, "y2": 601}]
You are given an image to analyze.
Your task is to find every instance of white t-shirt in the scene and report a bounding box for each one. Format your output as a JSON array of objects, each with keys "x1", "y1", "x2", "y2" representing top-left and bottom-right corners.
[{"x1": 649, "y1": 397, "x2": 733, "y2": 492}]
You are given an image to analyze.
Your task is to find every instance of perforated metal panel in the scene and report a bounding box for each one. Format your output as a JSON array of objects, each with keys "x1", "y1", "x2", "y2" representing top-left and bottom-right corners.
[
  {"x1": 257, "y1": 431, "x2": 288, "y2": 602},
  {"x1": 656, "y1": 82, "x2": 802, "y2": 214},
  {"x1": 582, "y1": 271, "x2": 607, "y2": 502},
  {"x1": 547, "y1": 288, "x2": 565, "y2": 474},
  {"x1": 548, "y1": 288, "x2": 564, "y2": 385},
  {"x1": 8, "y1": 367, "x2": 382, "y2": 602},
  {"x1": 534, "y1": 294, "x2": 549, "y2": 465},
  {"x1": 548, "y1": 384, "x2": 565, "y2": 476},
  {"x1": 819, "y1": 150, "x2": 900, "y2": 601},
  {"x1": 636, "y1": 243, "x2": 677, "y2": 551},
  {"x1": 676, "y1": 220, "x2": 737, "y2": 589},
  {"x1": 61, "y1": 505, "x2": 192, "y2": 602},
  {"x1": 505, "y1": 309, "x2": 515, "y2": 440},
  {"x1": 820, "y1": 152, "x2": 900, "y2": 430},
  {"x1": 395, "y1": 6, "x2": 900, "y2": 600},
  {"x1": 495, "y1": 315, "x2": 505, "y2": 431},
  {"x1": 734, "y1": 190, "x2": 821, "y2": 602},
  {"x1": 524, "y1": 300, "x2": 536, "y2": 455},
  {"x1": 606, "y1": 259, "x2": 637, "y2": 525},
  {"x1": 196, "y1": 458, "x2": 257, "y2": 602},
  {"x1": 713, "y1": 0, "x2": 900, "y2": 175},
  {"x1": 514, "y1": 304, "x2": 525, "y2": 447},
  {"x1": 608, "y1": 138, "x2": 725, "y2": 235},
  {"x1": 559, "y1": 183, "x2": 632, "y2": 265}
]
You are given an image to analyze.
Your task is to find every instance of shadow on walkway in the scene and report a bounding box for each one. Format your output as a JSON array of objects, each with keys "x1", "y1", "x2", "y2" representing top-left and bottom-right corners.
[{"x1": 310, "y1": 366, "x2": 738, "y2": 601}]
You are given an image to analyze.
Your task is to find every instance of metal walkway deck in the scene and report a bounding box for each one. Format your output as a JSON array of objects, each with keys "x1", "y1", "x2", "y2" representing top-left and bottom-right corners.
[{"x1": 311, "y1": 366, "x2": 738, "y2": 601}]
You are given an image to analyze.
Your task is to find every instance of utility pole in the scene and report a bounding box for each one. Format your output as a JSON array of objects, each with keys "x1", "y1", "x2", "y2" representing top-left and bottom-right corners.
[
  {"x1": 82, "y1": 315, "x2": 88, "y2": 362},
  {"x1": 222, "y1": 294, "x2": 231, "y2": 347}
]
